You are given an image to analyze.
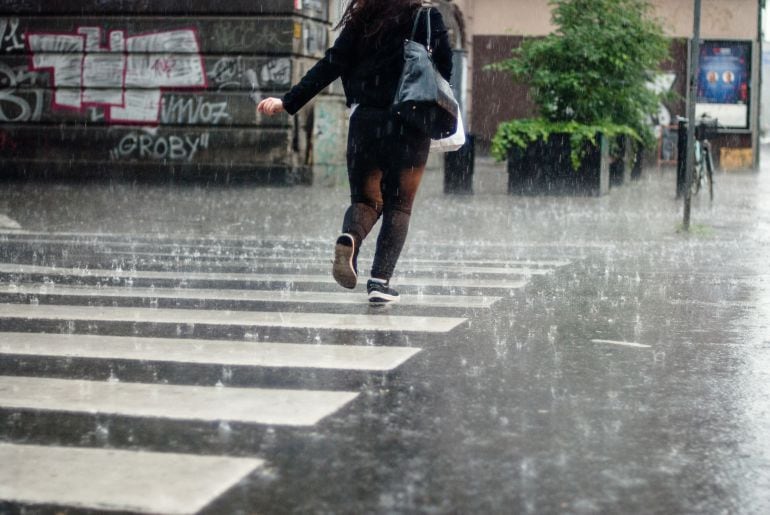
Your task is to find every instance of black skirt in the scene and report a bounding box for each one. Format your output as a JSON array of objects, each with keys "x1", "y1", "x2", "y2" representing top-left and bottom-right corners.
[{"x1": 346, "y1": 106, "x2": 431, "y2": 175}]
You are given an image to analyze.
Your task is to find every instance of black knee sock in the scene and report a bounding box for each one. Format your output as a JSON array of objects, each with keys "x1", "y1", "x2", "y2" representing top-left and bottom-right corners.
[
  {"x1": 342, "y1": 202, "x2": 381, "y2": 248},
  {"x1": 371, "y1": 208, "x2": 411, "y2": 281}
]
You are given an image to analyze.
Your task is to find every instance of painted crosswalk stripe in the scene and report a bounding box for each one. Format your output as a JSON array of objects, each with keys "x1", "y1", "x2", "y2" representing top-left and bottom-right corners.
[
  {"x1": 590, "y1": 339, "x2": 652, "y2": 349},
  {"x1": 101, "y1": 249, "x2": 571, "y2": 265},
  {"x1": 111, "y1": 260, "x2": 554, "y2": 276},
  {"x1": 0, "y1": 304, "x2": 467, "y2": 333},
  {"x1": 92, "y1": 250, "x2": 571, "y2": 268},
  {"x1": 0, "y1": 375, "x2": 359, "y2": 426},
  {"x1": 0, "y1": 442, "x2": 262, "y2": 514},
  {"x1": 0, "y1": 215, "x2": 21, "y2": 230},
  {"x1": 0, "y1": 284, "x2": 501, "y2": 309},
  {"x1": 0, "y1": 263, "x2": 527, "y2": 289},
  {"x1": 0, "y1": 232, "x2": 600, "y2": 252},
  {"x1": 0, "y1": 231, "x2": 572, "y2": 251},
  {"x1": 0, "y1": 332, "x2": 421, "y2": 371},
  {"x1": 1, "y1": 236, "x2": 575, "y2": 266},
  {"x1": 98, "y1": 258, "x2": 555, "y2": 276}
]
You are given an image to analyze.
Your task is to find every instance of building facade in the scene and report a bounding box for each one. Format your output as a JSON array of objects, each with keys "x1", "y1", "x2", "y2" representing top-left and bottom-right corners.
[
  {"x1": 468, "y1": 0, "x2": 763, "y2": 168},
  {"x1": 0, "y1": 1, "x2": 761, "y2": 182},
  {"x1": 0, "y1": 0, "x2": 332, "y2": 183}
]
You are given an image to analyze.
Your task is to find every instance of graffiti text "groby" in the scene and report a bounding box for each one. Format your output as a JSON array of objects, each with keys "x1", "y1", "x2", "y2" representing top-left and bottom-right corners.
[
  {"x1": 110, "y1": 131, "x2": 210, "y2": 162},
  {"x1": 27, "y1": 27, "x2": 207, "y2": 124}
]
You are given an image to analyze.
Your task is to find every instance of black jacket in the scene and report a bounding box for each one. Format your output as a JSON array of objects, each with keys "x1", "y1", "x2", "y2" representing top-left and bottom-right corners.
[{"x1": 282, "y1": 7, "x2": 453, "y2": 115}]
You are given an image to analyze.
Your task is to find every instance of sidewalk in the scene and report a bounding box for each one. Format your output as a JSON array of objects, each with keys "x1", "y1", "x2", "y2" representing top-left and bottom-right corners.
[{"x1": 2, "y1": 153, "x2": 762, "y2": 245}]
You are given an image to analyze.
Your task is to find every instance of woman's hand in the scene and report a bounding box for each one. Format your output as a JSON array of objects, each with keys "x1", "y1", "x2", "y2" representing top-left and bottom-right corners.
[{"x1": 257, "y1": 97, "x2": 285, "y2": 116}]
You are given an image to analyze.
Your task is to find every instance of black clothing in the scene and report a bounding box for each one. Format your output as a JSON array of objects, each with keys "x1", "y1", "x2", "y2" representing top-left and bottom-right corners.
[
  {"x1": 282, "y1": 8, "x2": 453, "y2": 115},
  {"x1": 342, "y1": 106, "x2": 430, "y2": 281},
  {"x1": 346, "y1": 106, "x2": 431, "y2": 184},
  {"x1": 282, "y1": 7, "x2": 452, "y2": 284}
]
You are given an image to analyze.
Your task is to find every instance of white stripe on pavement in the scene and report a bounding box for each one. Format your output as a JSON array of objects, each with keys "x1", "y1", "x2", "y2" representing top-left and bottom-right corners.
[
  {"x1": 0, "y1": 231, "x2": 580, "y2": 251},
  {"x1": 100, "y1": 250, "x2": 571, "y2": 267},
  {"x1": 101, "y1": 258, "x2": 553, "y2": 276},
  {"x1": 0, "y1": 263, "x2": 527, "y2": 289},
  {"x1": 95, "y1": 250, "x2": 569, "y2": 269},
  {"x1": 0, "y1": 332, "x2": 421, "y2": 371},
  {"x1": 0, "y1": 304, "x2": 467, "y2": 333},
  {"x1": 1, "y1": 236, "x2": 575, "y2": 267},
  {"x1": 0, "y1": 442, "x2": 261, "y2": 514},
  {"x1": 0, "y1": 376, "x2": 359, "y2": 426},
  {"x1": 590, "y1": 339, "x2": 652, "y2": 349},
  {"x1": 0, "y1": 284, "x2": 501, "y2": 309},
  {"x1": 0, "y1": 215, "x2": 21, "y2": 230}
]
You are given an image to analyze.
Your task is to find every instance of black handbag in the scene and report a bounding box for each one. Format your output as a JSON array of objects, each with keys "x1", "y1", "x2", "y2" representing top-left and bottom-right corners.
[{"x1": 392, "y1": 7, "x2": 459, "y2": 139}]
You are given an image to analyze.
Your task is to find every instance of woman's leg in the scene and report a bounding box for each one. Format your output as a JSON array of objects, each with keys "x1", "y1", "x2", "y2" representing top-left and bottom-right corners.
[
  {"x1": 333, "y1": 166, "x2": 385, "y2": 288},
  {"x1": 343, "y1": 108, "x2": 387, "y2": 250},
  {"x1": 370, "y1": 164, "x2": 426, "y2": 281},
  {"x1": 342, "y1": 168, "x2": 384, "y2": 249}
]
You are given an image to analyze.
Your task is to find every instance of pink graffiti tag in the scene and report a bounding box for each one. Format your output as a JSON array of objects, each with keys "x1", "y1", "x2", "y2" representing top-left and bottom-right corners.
[
  {"x1": 26, "y1": 27, "x2": 207, "y2": 124},
  {"x1": 151, "y1": 57, "x2": 176, "y2": 78},
  {"x1": 0, "y1": 130, "x2": 16, "y2": 151}
]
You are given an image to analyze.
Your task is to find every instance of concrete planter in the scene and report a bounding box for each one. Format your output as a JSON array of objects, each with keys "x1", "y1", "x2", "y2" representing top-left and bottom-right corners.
[
  {"x1": 444, "y1": 134, "x2": 476, "y2": 195},
  {"x1": 609, "y1": 135, "x2": 634, "y2": 186},
  {"x1": 506, "y1": 133, "x2": 610, "y2": 196}
]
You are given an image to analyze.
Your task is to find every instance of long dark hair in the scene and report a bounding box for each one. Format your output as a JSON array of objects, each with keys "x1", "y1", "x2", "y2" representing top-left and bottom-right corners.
[{"x1": 335, "y1": 0, "x2": 422, "y2": 43}]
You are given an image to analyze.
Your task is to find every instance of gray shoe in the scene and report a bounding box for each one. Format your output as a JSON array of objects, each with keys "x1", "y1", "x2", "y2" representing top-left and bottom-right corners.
[{"x1": 332, "y1": 233, "x2": 358, "y2": 289}]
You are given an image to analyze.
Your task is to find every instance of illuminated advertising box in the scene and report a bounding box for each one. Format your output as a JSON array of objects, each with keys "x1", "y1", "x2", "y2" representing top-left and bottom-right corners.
[{"x1": 695, "y1": 40, "x2": 751, "y2": 129}]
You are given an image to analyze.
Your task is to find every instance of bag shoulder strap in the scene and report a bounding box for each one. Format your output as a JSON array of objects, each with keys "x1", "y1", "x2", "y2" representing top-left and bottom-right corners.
[{"x1": 409, "y1": 7, "x2": 433, "y2": 50}]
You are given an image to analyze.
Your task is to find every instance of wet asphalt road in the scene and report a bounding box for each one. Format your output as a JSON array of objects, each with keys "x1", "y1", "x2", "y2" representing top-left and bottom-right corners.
[{"x1": 0, "y1": 154, "x2": 769, "y2": 514}]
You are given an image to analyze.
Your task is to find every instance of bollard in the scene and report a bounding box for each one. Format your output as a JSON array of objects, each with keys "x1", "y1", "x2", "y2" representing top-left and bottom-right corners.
[{"x1": 443, "y1": 134, "x2": 475, "y2": 194}]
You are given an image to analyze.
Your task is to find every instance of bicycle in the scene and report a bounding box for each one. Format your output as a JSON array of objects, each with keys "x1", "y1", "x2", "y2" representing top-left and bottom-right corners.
[{"x1": 691, "y1": 115, "x2": 717, "y2": 201}]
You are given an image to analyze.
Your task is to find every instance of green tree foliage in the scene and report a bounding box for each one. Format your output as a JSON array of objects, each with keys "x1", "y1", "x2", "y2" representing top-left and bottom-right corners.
[{"x1": 490, "y1": 0, "x2": 670, "y2": 160}]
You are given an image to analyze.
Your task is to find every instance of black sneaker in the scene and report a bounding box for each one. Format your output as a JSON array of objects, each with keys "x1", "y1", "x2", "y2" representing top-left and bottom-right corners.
[
  {"x1": 367, "y1": 279, "x2": 400, "y2": 304},
  {"x1": 332, "y1": 233, "x2": 358, "y2": 289}
]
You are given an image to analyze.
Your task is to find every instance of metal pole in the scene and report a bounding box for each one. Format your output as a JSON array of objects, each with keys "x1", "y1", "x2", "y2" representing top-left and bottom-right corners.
[
  {"x1": 684, "y1": 0, "x2": 702, "y2": 231},
  {"x1": 755, "y1": 0, "x2": 763, "y2": 169}
]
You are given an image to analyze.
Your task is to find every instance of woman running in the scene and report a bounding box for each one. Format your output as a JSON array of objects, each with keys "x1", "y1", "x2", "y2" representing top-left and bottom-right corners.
[{"x1": 258, "y1": 0, "x2": 453, "y2": 303}]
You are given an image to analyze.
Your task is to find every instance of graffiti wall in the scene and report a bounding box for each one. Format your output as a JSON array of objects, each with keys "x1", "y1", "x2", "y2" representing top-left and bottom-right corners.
[{"x1": 0, "y1": 0, "x2": 331, "y2": 183}]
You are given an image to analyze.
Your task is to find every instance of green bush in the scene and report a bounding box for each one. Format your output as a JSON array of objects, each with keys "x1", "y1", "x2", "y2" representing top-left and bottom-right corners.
[
  {"x1": 489, "y1": 0, "x2": 670, "y2": 162},
  {"x1": 491, "y1": 119, "x2": 638, "y2": 169}
]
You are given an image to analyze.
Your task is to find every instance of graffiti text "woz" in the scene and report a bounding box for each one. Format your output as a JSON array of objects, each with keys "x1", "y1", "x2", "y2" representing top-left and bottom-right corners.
[{"x1": 161, "y1": 95, "x2": 230, "y2": 125}]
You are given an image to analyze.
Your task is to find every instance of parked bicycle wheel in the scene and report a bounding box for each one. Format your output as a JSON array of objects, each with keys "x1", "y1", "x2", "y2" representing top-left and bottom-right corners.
[
  {"x1": 691, "y1": 141, "x2": 703, "y2": 196},
  {"x1": 691, "y1": 163, "x2": 703, "y2": 196}
]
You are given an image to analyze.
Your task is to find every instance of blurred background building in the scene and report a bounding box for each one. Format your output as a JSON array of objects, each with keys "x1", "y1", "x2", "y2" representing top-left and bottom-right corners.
[{"x1": 0, "y1": 0, "x2": 762, "y2": 183}]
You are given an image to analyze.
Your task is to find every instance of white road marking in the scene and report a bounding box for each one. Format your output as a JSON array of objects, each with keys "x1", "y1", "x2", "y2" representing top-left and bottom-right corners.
[
  {"x1": 0, "y1": 231, "x2": 582, "y2": 251},
  {"x1": 101, "y1": 257, "x2": 553, "y2": 276},
  {"x1": 0, "y1": 332, "x2": 421, "y2": 371},
  {"x1": 0, "y1": 284, "x2": 501, "y2": 309},
  {"x1": 0, "y1": 442, "x2": 262, "y2": 514},
  {"x1": 94, "y1": 250, "x2": 570, "y2": 269},
  {"x1": 0, "y1": 215, "x2": 21, "y2": 230},
  {"x1": 590, "y1": 339, "x2": 652, "y2": 349},
  {"x1": 0, "y1": 263, "x2": 527, "y2": 289},
  {"x1": 0, "y1": 304, "x2": 467, "y2": 333},
  {"x1": 0, "y1": 375, "x2": 359, "y2": 426}
]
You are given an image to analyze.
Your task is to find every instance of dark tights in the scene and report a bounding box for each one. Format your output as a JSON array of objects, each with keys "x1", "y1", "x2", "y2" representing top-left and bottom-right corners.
[
  {"x1": 343, "y1": 165, "x2": 425, "y2": 281},
  {"x1": 344, "y1": 106, "x2": 430, "y2": 281}
]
